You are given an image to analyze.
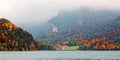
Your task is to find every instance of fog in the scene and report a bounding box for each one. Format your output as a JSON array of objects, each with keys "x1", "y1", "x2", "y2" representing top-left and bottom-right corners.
[{"x1": 0, "y1": 0, "x2": 120, "y2": 26}]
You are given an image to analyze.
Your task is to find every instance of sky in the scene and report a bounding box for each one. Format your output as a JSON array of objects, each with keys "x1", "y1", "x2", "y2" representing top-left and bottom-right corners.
[{"x1": 0, "y1": 0, "x2": 120, "y2": 26}]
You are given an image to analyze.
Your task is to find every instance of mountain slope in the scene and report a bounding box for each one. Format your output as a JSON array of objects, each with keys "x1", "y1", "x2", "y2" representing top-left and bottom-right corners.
[
  {"x1": 36, "y1": 16, "x2": 120, "y2": 50},
  {"x1": 36, "y1": 17, "x2": 120, "y2": 43},
  {"x1": 0, "y1": 18, "x2": 36, "y2": 51}
]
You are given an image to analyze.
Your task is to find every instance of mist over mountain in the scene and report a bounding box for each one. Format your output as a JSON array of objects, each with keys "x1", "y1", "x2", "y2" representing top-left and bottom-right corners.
[
  {"x1": 49, "y1": 8, "x2": 120, "y2": 31},
  {"x1": 23, "y1": 7, "x2": 120, "y2": 37}
]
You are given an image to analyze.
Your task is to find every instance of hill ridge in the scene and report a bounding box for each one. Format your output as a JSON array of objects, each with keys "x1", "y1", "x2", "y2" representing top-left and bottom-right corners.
[{"x1": 0, "y1": 18, "x2": 36, "y2": 51}]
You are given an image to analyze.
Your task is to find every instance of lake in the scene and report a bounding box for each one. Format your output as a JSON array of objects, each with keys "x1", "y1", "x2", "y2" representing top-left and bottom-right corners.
[{"x1": 0, "y1": 51, "x2": 120, "y2": 60}]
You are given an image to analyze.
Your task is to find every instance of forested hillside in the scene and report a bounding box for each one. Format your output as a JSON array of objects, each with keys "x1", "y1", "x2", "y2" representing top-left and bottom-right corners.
[
  {"x1": 0, "y1": 18, "x2": 37, "y2": 51},
  {"x1": 36, "y1": 16, "x2": 120, "y2": 50}
]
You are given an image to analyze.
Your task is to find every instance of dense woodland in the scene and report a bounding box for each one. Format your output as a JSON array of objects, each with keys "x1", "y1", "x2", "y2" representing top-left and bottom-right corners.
[{"x1": 0, "y1": 18, "x2": 37, "y2": 51}]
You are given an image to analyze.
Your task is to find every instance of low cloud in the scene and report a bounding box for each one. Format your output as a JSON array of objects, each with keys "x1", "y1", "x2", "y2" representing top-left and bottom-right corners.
[{"x1": 0, "y1": 0, "x2": 120, "y2": 25}]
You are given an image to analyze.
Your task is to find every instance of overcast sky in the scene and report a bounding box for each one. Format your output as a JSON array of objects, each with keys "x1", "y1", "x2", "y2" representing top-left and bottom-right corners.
[{"x1": 0, "y1": 0, "x2": 120, "y2": 26}]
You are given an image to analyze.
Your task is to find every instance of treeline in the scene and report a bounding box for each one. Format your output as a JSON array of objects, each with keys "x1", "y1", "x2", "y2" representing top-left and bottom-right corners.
[{"x1": 36, "y1": 37, "x2": 120, "y2": 50}]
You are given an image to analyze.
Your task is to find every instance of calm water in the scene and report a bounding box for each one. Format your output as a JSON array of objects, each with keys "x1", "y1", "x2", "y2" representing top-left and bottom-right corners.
[{"x1": 0, "y1": 51, "x2": 120, "y2": 60}]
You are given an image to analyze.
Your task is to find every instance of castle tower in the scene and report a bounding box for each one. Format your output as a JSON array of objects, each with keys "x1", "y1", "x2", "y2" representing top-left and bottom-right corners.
[
  {"x1": 53, "y1": 25, "x2": 58, "y2": 32},
  {"x1": 49, "y1": 23, "x2": 58, "y2": 32}
]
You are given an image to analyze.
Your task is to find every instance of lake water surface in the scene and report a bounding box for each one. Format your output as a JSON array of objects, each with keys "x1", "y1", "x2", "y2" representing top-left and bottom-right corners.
[{"x1": 0, "y1": 51, "x2": 120, "y2": 60}]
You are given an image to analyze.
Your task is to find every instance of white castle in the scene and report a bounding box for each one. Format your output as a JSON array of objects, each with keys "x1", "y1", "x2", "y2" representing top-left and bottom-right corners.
[{"x1": 50, "y1": 23, "x2": 58, "y2": 32}]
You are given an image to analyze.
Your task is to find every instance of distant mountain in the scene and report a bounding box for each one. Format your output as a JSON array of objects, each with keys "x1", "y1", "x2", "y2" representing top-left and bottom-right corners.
[
  {"x1": 36, "y1": 16, "x2": 120, "y2": 50},
  {"x1": 0, "y1": 18, "x2": 36, "y2": 51},
  {"x1": 49, "y1": 8, "x2": 120, "y2": 31},
  {"x1": 36, "y1": 16, "x2": 120, "y2": 43},
  {"x1": 28, "y1": 8, "x2": 120, "y2": 36},
  {"x1": 35, "y1": 8, "x2": 120, "y2": 41}
]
